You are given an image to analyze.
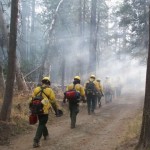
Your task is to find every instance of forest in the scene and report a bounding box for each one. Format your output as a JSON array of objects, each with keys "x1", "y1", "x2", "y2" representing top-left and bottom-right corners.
[{"x1": 0, "y1": 0, "x2": 150, "y2": 150}]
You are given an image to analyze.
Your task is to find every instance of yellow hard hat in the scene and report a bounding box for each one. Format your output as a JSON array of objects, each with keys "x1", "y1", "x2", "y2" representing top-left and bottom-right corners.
[
  {"x1": 42, "y1": 77, "x2": 50, "y2": 82},
  {"x1": 90, "y1": 74, "x2": 96, "y2": 79},
  {"x1": 74, "y1": 76, "x2": 80, "y2": 80},
  {"x1": 97, "y1": 79, "x2": 101, "y2": 82}
]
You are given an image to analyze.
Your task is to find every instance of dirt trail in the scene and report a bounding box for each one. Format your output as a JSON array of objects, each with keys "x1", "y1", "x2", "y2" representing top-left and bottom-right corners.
[{"x1": 0, "y1": 93, "x2": 143, "y2": 150}]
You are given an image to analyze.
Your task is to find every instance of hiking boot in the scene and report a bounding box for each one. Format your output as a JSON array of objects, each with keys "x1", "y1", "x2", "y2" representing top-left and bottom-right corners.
[
  {"x1": 91, "y1": 111, "x2": 95, "y2": 115},
  {"x1": 71, "y1": 126, "x2": 75, "y2": 129},
  {"x1": 88, "y1": 109, "x2": 91, "y2": 115},
  {"x1": 99, "y1": 102, "x2": 101, "y2": 108},
  {"x1": 44, "y1": 135, "x2": 49, "y2": 140},
  {"x1": 71, "y1": 124, "x2": 75, "y2": 129},
  {"x1": 33, "y1": 142, "x2": 40, "y2": 148}
]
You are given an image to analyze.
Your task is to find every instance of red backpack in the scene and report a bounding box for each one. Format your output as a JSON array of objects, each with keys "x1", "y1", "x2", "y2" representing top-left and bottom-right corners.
[
  {"x1": 64, "y1": 85, "x2": 80, "y2": 101},
  {"x1": 30, "y1": 87, "x2": 48, "y2": 115}
]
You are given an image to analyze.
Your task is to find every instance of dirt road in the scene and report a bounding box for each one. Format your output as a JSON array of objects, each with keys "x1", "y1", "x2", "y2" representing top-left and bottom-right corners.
[{"x1": 0, "y1": 93, "x2": 143, "y2": 150}]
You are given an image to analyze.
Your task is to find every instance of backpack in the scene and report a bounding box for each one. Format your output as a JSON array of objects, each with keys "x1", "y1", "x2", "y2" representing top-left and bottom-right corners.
[
  {"x1": 30, "y1": 87, "x2": 48, "y2": 115},
  {"x1": 64, "y1": 84, "x2": 80, "y2": 101},
  {"x1": 85, "y1": 81, "x2": 97, "y2": 96}
]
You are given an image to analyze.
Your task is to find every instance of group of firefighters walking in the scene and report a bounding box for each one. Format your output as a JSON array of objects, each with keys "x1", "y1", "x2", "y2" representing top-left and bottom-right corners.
[
  {"x1": 63, "y1": 75, "x2": 115, "y2": 129},
  {"x1": 29, "y1": 75, "x2": 121, "y2": 148}
]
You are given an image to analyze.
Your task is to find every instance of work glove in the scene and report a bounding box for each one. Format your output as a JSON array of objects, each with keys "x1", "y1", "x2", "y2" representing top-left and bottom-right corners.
[
  {"x1": 63, "y1": 97, "x2": 66, "y2": 103},
  {"x1": 51, "y1": 103, "x2": 59, "y2": 116},
  {"x1": 55, "y1": 110, "x2": 60, "y2": 117},
  {"x1": 55, "y1": 109, "x2": 63, "y2": 117},
  {"x1": 63, "y1": 93, "x2": 67, "y2": 103},
  {"x1": 81, "y1": 96, "x2": 86, "y2": 103}
]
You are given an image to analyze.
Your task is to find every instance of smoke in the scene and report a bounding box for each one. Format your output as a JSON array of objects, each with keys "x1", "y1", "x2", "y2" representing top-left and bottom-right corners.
[{"x1": 96, "y1": 55, "x2": 146, "y2": 94}]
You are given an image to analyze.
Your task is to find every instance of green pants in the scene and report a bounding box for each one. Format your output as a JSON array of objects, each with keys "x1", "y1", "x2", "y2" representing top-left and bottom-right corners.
[
  {"x1": 34, "y1": 114, "x2": 48, "y2": 143},
  {"x1": 86, "y1": 95, "x2": 96, "y2": 114},
  {"x1": 69, "y1": 101, "x2": 79, "y2": 128}
]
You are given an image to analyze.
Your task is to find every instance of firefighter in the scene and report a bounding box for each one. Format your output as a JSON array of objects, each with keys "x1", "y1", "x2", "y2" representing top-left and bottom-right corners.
[
  {"x1": 84, "y1": 75, "x2": 99, "y2": 115},
  {"x1": 103, "y1": 76, "x2": 113, "y2": 103},
  {"x1": 96, "y1": 79, "x2": 104, "y2": 108},
  {"x1": 63, "y1": 76, "x2": 86, "y2": 129},
  {"x1": 29, "y1": 77, "x2": 62, "y2": 148}
]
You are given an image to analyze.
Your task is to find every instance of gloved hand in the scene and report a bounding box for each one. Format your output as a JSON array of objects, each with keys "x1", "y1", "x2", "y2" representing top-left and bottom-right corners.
[
  {"x1": 55, "y1": 109, "x2": 63, "y2": 117},
  {"x1": 83, "y1": 99, "x2": 87, "y2": 103},
  {"x1": 55, "y1": 110, "x2": 60, "y2": 117},
  {"x1": 63, "y1": 95, "x2": 67, "y2": 103},
  {"x1": 63, "y1": 98, "x2": 66, "y2": 103},
  {"x1": 81, "y1": 96, "x2": 86, "y2": 103}
]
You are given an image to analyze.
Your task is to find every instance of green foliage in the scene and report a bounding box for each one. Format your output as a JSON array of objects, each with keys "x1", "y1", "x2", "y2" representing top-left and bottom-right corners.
[{"x1": 116, "y1": 0, "x2": 148, "y2": 62}]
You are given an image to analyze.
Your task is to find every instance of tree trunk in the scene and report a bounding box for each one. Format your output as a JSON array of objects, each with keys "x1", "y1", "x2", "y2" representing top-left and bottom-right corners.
[
  {"x1": 19, "y1": 0, "x2": 28, "y2": 60},
  {"x1": 83, "y1": 0, "x2": 86, "y2": 37},
  {"x1": 61, "y1": 55, "x2": 65, "y2": 92},
  {"x1": 143, "y1": 0, "x2": 148, "y2": 49},
  {"x1": 31, "y1": 0, "x2": 35, "y2": 33},
  {"x1": 76, "y1": 0, "x2": 82, "y2": 76},
  {"x1": 16, "y1": 59, "x2": 28, "y2": 91},
  {"x1": 0, "y1": 63, "x2": 5, "y2": 97},
  {"x1": 38, "y1": 0, "x2": 64, "y2": 82},
  {"x1": 16, "y1": 0, "x2": 29, "y2": 91},
  {"x1": 38, "y1": 46, "x2": 48, "y2": 83},
  {"x1": 136, "y1": 6, "x2": 150, "y2": 150},
  {"x1": 30, "y1": 0, "x2": 35, "y2": 62},
  {"x1": 0, "y1": 3, "x2": 6, "y2": 95},
  {"x1": 95, "y1": 9, "x2": 100, "y2": 70},
  {"x1": 88, "y1": 0, "x2": 97, "y2": 74},
  {"x1": 0, "y1": 0, "x2": 19, "y2": 121},
  {"x1": 0, "y1": 2, "x2": 8, "y2": 48}
]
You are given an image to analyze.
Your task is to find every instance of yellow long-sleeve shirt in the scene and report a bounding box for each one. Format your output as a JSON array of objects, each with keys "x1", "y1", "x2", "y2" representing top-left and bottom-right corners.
[
  {"x1": 29, "y1": 84, "x2": 59, "y2": 114},
  {"x1": 66, "y1": 83, "x2": 85, "y2": 97},
  {"x1": 97, "y1": 82, "x2": 103, "y2": 93}
]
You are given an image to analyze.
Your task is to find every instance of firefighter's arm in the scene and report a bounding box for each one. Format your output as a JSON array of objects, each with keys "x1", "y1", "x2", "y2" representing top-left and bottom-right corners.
[
  {"x1": 80, "y1": 86, "x2": 86, "y2": 103},
  {"x1": 51, "y1": 101, "x2": 63, "y2": 117},
  {"x1": 80, "y1": 85, "x2": 85, "y2": 96},
  {"x1": 99, "y1": 83, "x2": 103, "y2": 91},
  {"x1": 94, "y1": 81, "x2": 100, "y2": 91},
  {"x1": 63, "y1": 95, "x2": 66, "y2": 103},
  {"x1": 84, "y1": 82, "x2": 88, "y2": 95},
  {"x1": 99, "y1": 84, "x2": 104, "y2": 96},
  {"x1": 49, "y1": 89, "x2": 63, "y2": 116},
  {"x1": 48, "y1": 89, "x2": 57, "y2": 106}
]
